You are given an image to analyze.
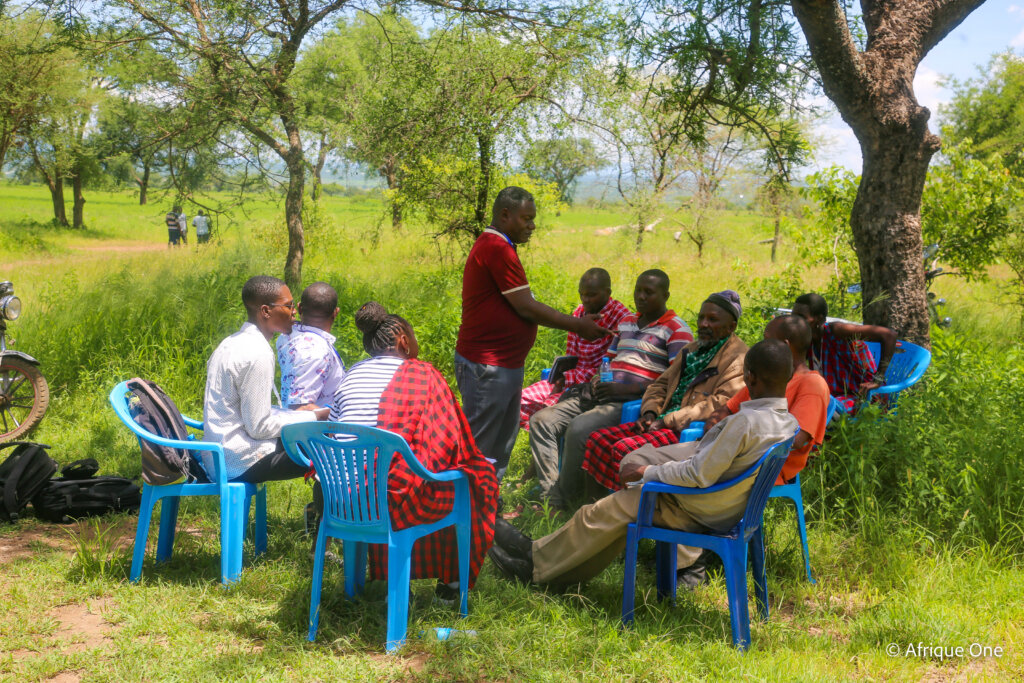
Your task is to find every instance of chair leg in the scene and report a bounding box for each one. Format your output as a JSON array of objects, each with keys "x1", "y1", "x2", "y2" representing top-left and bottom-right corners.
[
  {"x1": 130, "y1": 486, "x2": 157, "y2": 583},
  {"x1": 721, "y1": 543, "x2": 752, "y2": 650},
  {"x1": 220, "y1": 485, "x2": 246, "y2": 585},
  {"x1": 155, "y1": 495, "x2": 180, "y2": 563},
  {"x1": 655, "y1": 540, "x2": 678, "y2": 603},
  {"x1": 621, "y1": 524, "x2": 640, "y2": 626},
  {"x1": 254, "y1": 485, "x2": 268, "y2": 557},
  {"x1": 750, "y1": 529, "x2": 769, "y2": 621},
  {"x1": 791, "y1": 492, "x2": 815, "y2": 584},
  {"x1": 385, "y1": 541, "x2": 413, "y2": 653},
  {"x1": 308, "y1": 527, "x2": 328, "y2": 641},
  {"x1": 343, "y1": 541, "x2": 363, "y2": 598}
]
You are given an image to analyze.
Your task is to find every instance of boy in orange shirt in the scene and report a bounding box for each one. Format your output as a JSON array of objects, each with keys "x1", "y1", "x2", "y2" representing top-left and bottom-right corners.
[{"x1": 703, "y1": 314, "x2": 829, "y2": 484}]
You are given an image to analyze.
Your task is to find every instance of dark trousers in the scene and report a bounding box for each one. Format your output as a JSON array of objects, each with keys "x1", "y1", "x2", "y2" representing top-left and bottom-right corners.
[{"x1": 454, "y1": 352, "x2": 524, "y2": 481}]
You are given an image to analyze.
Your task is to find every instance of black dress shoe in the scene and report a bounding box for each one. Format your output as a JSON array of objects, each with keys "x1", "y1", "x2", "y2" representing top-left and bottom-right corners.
[
  {"x1": 488, "y1": 544, "x2": 534, "y2": 584},
  {"x1": 493, "y1": 517, "x2": 533, "y2": 559},
  {"x1": 676, "y1": 564, "x2": 709, "y2": 590}
]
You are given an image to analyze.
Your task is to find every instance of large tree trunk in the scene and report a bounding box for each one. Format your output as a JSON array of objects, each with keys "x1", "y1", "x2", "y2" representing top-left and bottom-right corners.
[
  {"x1": 71, "y1": 172, "x2": 86, "y2": 229},
  {"x1": 474, "y1": 133, "x2": 492, "y2": 234},
  {"x1": 283, "y1": 131, "x2": 305, "y2": 293},
  {"x1": 138, "y1": 162, "x2": 150, "y2": 205},
  {"x1": 790, "y1": 0, "x2": 985, "y2": 347},
  {"x1": 771, "y1": 213, "x2": 780, "y2": 263},
  {"x1": 381, "y1": 159, "x2": 403, "y2": 231},
  {"x1": 310, "y1": 134, "x2": 329, "y2": 202}
]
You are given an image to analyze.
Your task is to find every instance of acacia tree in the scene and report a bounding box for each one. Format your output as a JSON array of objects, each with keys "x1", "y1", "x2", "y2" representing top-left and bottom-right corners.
[
  {"x1": 521, "y1": 136, "x2": 605, "y2": 204},
  {"x1": 789, "y1": 0, "x2": 987, "y2": 345}
]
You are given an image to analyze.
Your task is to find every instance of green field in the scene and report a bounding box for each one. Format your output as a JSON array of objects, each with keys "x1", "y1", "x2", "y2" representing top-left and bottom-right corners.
[{"x1": 1, "y1": 184, "x2": 1022, "y2": 681}]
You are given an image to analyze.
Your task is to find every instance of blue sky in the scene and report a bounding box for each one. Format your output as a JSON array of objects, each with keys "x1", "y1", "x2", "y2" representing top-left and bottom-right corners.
[{"x1": 816, "y1": 1, "x2": 1024, "y2": 172}]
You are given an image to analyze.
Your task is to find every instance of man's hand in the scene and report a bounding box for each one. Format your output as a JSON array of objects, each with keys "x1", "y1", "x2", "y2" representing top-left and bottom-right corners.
[
  {"x1": 619, "y1": 462, "x2": 648, "y2": 485},
  {"x1": 551, "y1": 377, "x2": 565, "y2": 393},
  {"x1": 637, "y1": 411, "x2": 658, "y2": 432},
  {"x1": 593, "y1": 381, "x2": 627, "y2": 402},
  {"x1": 576, "y1": 314, "x2": 611, "y2": 341},
  {"x1": 703, "y1": 405, "x2": 730, "y2": 434},
  {"x1": 645, "y1": 417, "x2": 667, "y2": 433},
  {"x1": 857, "y1": 380, "x2": 881, "y2": 395}
]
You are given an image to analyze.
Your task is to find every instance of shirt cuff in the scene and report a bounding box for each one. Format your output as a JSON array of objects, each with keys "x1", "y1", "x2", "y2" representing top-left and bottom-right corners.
[{"x1": 642, "y1": 465, "x2": 661, "y2": 483}]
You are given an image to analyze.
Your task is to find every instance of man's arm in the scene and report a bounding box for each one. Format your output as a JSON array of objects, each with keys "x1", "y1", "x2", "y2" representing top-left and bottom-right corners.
[
  {"x1": 237, "y1": 353, "x2": 315, "y2": 440},
  {"x1": 504, "y1": 288, "x2": 609, "y2": 341},
  {"x1": 643, "y1": 416, "x2": 751, "y2": 488},
  {"x1": 830, "y1": 321, "x2": 898, "y2": 390}
]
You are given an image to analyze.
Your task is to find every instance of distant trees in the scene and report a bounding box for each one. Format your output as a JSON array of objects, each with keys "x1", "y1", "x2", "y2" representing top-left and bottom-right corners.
[{"x1": 521, "y1": 137, "x2": 605, "y2": 205}]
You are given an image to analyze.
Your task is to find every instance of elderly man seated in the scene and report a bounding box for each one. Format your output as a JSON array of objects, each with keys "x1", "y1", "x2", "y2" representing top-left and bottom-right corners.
[
  {"x1": 488, "y1": 339, "x2": 799, "y2": 588},
  {"x1": 579, "y1": 290, "x2": 747, "y2": 493},
  {"x1": 791, "y1": 292, "x2": 897, "y2": 410}
]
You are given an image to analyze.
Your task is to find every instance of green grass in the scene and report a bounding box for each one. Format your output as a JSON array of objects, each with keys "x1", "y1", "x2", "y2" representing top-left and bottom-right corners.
[{"x1": 1, "y1": 183, "x2": 1022, "y2": 681}]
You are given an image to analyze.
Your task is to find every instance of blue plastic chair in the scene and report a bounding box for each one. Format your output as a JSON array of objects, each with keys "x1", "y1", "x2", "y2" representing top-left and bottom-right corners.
[
  {"x1": 864, "y1": 340, "x2": 931, "y2": 409},
  {"x1": 280, "y1": 421, "x2": 472, "y2": 652},
  {"x1": 621, "y1": 432, "x2": 798, "y2": 650},
  {"x1": 108, "y1": 381, "x2": 267, "y2": 585}
]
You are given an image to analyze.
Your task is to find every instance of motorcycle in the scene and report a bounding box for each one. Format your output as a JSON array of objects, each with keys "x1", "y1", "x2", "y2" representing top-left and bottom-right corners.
[{"x1": 0, "y1": 281, "x2": 49, "y2": 441}]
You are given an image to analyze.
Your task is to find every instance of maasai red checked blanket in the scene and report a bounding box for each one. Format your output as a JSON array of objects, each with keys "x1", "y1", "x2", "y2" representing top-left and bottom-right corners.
[
  {"x1": 581, "y1": 423, "x2": 679, "y2": 490},
  {"x1": 367, "y1": 359, "x2": 498, "y2": 587}
]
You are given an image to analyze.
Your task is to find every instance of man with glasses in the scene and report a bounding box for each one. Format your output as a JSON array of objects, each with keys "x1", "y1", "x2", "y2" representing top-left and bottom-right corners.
[{"x1": 202, "y1": 275, "x2": 329, "y2": 483}]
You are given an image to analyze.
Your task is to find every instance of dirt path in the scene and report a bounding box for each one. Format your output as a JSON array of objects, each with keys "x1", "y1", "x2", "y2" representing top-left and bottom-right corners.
[{"x1": 2, "y1": 241, "x2": 171, "y2": 270}]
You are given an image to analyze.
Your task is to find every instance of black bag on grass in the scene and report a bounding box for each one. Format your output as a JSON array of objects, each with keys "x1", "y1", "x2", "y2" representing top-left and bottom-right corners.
[
  {"x1": 0, "y1": 442, "x2": 57, "y2": 523},
  {"x1": 126, "y1": 377, "x2": 206, "y2": 485},
  {"x1": 32, "y1": 459, "x2": 141, "y2": 523}
]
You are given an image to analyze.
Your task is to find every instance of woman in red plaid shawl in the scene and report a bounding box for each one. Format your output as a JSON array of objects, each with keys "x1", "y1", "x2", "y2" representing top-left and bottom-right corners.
[
  {"x1": 332, "y1": 302, "x2": 499, "y2": 602},
  {"x1": 519, "y1": 269, "x2": 630, "y2": 429}
]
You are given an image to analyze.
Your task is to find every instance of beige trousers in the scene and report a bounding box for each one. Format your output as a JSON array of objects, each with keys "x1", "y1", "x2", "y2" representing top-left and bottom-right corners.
[{"x1": 532, "y1": 444, "x2": 708, "y2": 586}]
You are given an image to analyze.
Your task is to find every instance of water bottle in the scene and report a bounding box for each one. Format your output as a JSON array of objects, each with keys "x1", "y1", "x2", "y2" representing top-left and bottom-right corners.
[{"x1": 600, "y1": 357, "x2": 613, "y2": 382}]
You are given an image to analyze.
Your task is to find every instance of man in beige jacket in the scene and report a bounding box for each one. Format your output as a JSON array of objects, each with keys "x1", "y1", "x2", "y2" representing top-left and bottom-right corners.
[
  {"x1": 488, "y1": 338, "x2": 799, "y2": 588},
  {"x1": 580, "y1": 290, "x2": 748, "y2": 492}
]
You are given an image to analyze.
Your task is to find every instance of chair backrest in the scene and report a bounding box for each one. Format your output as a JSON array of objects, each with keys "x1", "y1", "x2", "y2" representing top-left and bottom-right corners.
[
  {"x1": 281, "y1": 422, "x2": 412, "y2": 534},
  {"x1": 864, "y1": 341, "x2": 881, "y2": 367},
  {"x1": 825, "y1": 395, "x2": 839, "y2": 426},
  {"x1": 882, "y1": 340, "x2": 930, "y2": 388},
  {"x1": 738, "y1": 432, "x2": 798, "y2": 541}
]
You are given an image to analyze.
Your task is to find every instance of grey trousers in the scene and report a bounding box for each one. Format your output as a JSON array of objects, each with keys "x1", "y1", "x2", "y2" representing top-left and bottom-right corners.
[
  {"x1": 528, "y1": 395, "x2": 624, "y2": 506},
  {"x1": 454, "y1": 352, "x2": 524, "y2": 481}
]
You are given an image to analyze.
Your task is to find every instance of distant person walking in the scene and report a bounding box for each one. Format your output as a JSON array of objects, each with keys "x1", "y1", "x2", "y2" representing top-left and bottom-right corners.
[
  {"x1": 193, "y1": 210, "x2": 211, "y2": 244},
  {"x1": 165, "y1": 205, "x2": 182, "y2": 247},
  {"x1": 454, "y1": 186, "x2": 609, "y2": 482},
  {"x1": 177, "y1": 208, "x2": 188, "y2": 245}
]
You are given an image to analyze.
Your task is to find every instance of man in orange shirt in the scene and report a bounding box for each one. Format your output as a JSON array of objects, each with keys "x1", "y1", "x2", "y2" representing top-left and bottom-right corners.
[{"x1": 703, "y1": 314, "x2": 829, "y2": 485}]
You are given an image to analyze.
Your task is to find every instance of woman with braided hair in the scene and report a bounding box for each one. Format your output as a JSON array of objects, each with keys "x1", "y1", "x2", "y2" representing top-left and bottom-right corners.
[{"x1": 328, "y1": 302, "x2": 499, "y2": 603}]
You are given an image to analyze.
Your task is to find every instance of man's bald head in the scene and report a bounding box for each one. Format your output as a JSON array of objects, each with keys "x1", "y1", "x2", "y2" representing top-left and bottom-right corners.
[{"x1": 765, "y1": 314, "x2": 812, "y2": 355}]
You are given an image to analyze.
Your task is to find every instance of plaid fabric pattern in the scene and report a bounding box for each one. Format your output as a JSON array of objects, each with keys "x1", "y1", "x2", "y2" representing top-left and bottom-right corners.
[
  {"x1": 811, "y1": 323, "x2": 878, "y2": 397},
  {"x1": 581, "y1": 424, "x2": 679, "y2": 490},
  {"x1": 367, "y1": 359, "x2": 499, "y2": 587},
  {"x1": 518, "y1": 298, "x2": 630, "y2": 429}
]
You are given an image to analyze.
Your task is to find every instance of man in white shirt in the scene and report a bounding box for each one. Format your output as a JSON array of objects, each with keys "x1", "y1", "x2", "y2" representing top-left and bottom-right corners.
[
  {"x1": 203, "y1": 275, "x2": 328, "y2": 483},
  {"x1": 488, "y1": 339, "x2": 799, "y2": 588},
  {"x1": 193, "y1": 210, "x2": 211, "y2": 244},
  {"x1": 177, "y1": 210, "x2": 188, "y2": 245},
  {"x1": 276, "y1": 282, "x2": 344, "y2": 410}
]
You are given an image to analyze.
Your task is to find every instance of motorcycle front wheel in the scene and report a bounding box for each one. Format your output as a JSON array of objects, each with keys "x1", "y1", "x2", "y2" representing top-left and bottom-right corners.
[{"x1": 0, "y1": 357, "x2": 49, "y2": 442}]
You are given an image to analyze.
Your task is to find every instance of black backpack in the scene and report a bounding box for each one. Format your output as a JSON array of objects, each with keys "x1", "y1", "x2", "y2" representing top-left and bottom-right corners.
[
  {"x1": 0, "y1": 442, "x2": 58, "y2": 523},
  {"x1": 32, "y1": 458, "x2": 142, "y2": 523},
  {"x1": 126, "y1": 378, "x2": 207, "y2": 485}
]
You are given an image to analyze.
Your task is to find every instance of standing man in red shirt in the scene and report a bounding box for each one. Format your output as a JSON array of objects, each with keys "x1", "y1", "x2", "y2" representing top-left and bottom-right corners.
[{"x1": 455, "y1": 187, "x2": 610, "y2": 481}]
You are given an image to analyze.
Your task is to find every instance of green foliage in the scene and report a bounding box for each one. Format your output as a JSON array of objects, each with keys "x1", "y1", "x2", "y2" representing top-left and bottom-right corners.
[
  {"x1": 943, "y1": 52, "x2": 1024, "y2": 177},
  {"x1": 521, "y1": 136, "x2": 606, "y2": 204},
  {"x1": 813, "y1": 328, "x2": 1024, "y2": 555}
]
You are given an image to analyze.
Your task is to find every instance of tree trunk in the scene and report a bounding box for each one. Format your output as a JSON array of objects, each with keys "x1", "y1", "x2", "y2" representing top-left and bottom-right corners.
[
  {"x1": 381, "y1": 159, "x2": 403, "y2": 230},
  {"x1": 310, "y1": 135, "x2": 329, "y2": 202},
  {"x1": 138, "y1": 162, "x2": 150, "y2": 205},
  {"x1": 49, "y1": 176, "x2": 68, "y2": 226},
  {"x1": 283, "y1": 138, "x2": 305, "y2": 293},
  {"x1": 474, "y1": 133, "x2": 493, "y2": 234},
  {"x1": 71, "y1": 172, "x2": 85, "y2": 229},
  {"x1": 849, "y1": 134, "x2": 932, "y2": 343},
  {"x1": 771, "y1": 213, "x2": 780, "y2": 262}
]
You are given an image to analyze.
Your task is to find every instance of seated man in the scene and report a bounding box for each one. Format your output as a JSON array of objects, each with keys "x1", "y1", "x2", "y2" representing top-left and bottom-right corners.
[
  {"x1": 276, "y1": 281, "x2": 345, "y2": 409},
  {"x1": 331, "y1": 302, "x2": 498, "y2": 603},
  {"x1": 791, "y1": 292, "x2": 897, "y2": 410},
  {"x1": 203, "y1": 275, "x2": 328, "y2": 483},
  {"x1": 519, "y1": 267, "x2": 630, "y2": 429},
  {"x1": 488, "y1": 339, "x2": 799, "y2": 588},
  {"x1": 703, "y1": 315, "x2": 829, "y2": 485},
  {"x1": 528, "y1": 269, "x2": 692, "y2": 509},
  {"x1": 581, "y1": 291, "x2": 746, "y2": 492}
]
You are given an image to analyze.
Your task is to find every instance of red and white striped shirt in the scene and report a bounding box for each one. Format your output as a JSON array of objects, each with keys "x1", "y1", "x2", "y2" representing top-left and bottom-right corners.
[{"x1": 562, "y1": 298, "x2": 632, "y2": 385}]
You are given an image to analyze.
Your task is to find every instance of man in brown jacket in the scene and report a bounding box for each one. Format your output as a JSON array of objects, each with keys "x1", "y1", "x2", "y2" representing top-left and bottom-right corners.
[{"x1": 578, "y1": 290, "x2": 748, "y2": 492}]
